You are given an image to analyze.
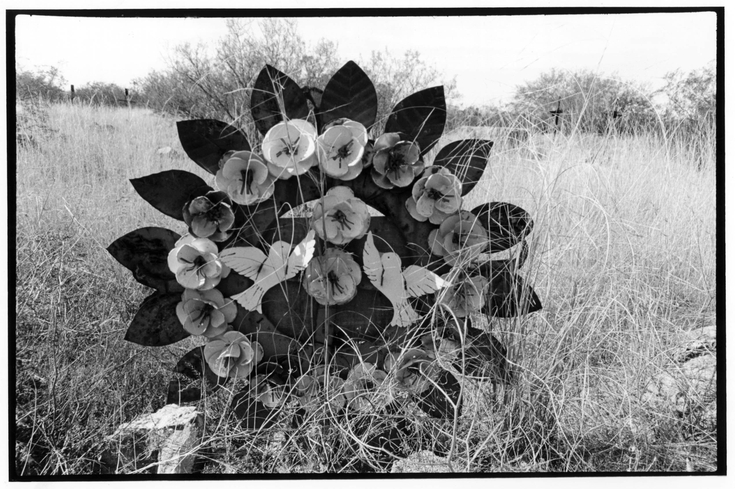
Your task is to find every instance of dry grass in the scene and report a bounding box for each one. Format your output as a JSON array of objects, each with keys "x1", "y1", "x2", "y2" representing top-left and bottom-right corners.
[{"x1": 13, "y1": 101, "x2": 717, "y2": 475}]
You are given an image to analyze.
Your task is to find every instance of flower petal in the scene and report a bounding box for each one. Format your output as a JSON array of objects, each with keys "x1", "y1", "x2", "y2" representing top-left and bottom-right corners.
[
  {"x1": 374, "y1": 132, "x2": 401, "y2": 151},
  {"x1": 177, "y1": 267, "x2": 205, "y2": 289},
  {"x1": 434, "y1": 195, "x2": 461, "y2": 214},
  {"x1": 345, "y1": 120, "x2": 368, "y2": 147},
  {"x1": 338, "y1": 161, "x2": 363, "y2": 181},
  {"x1": 220, "y1": 299, "x2": 238, "y2": 323},
  {"x1": 371, "y1": 151, "x2": 388, "y2": 175},
  {"x1": 371, "y1": 168, "x2": 395, "y2": 189},
  {"x1": 188, "y1": 196, "x2": 213, "y2": 215},
  {"x1": 191, "y1": 216, "x2": 217, "y2": 238},
  {"x1": 406, "y1": 196, "x2": 427, "y2": 222},
  {"x1": 412, "y1": 177, "x2": 428, "y2": 202},
  {"x1": 215, "y1": 206, "x2": 235, "y2": 232},
  {"x1": 415, "y1": 194, "x2": 436, "y2": 218},
  {"x1": 429, "y1": 208, "x2": 452, "y2": 225},
  {"x1": 428, "y1": 229, "x2": 445, "y2": 256},
  {"x1": 387, "y1": 165, "x2": 416, "y2": 188},
  {"x1": 203, "y1": 339, "x2": 226, "y2": 364},
  {"x1": 175, "y1": 301, "x2": 189, "y2": 328}
]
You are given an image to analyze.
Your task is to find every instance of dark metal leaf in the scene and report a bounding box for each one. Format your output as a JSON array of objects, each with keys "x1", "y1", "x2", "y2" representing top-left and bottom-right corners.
[
  {"x1": 264, "y1": 217, "x2": 311, "y2": 247},
  {"x1": 231, "y1": 391, "x2": 277, "y2": 432},
  {"x1": 106, "y1": 227, "x2": 182, "y2": 293},
  {"x1": 130, "y1": 170, "x2": 211, "y2": 221},
  {"x1": 250, "y1": 65, "x2": 309, "y2": 135},
  {"x1": 483, "y1": 271, "x2": 542, "y2": 318},
  {"x1": 216, "y1": 269, "x2": 253, "y2": 298},
  {"x1": 173, "y1": 347, "x2": 229, "y2": 397},
  {"x1": 476, "y1": 241, "x2": 530, "y2": 275},
  {"x1": 471, "y1": 202, "x2": 534, "y2": 252},
  {"x1": 125, "y1": 292, "x2": 189, "y2": 346},
  {"x1": 166, "y1": 379, "x2": 202, "y2": 404},
  {"x1": 177, "y1": 119, "x2": 250, "y2": 174},
  {"x1": 433, "y1": 139, "x2": 493, "y2": 196},
  {"x1": 318, "y1": 61, "x2": 378, "y2": 130},
  {"x1": 303, "y1": 86, "x2": 323, "y2": 110},
  {"x1": 416, "y1": 370, "x2": 462, "y2": 419},
  {"x1": 384, "y1": 86, "x2": 446, "y2": 155},
  {"x1": 245, "y1": 331, "x2": 302, "y2": 363},
  {"x1": 174, "y1": 347, "x2": 207, "y2": 380},
  {"x1": 453, "y1": 330, "x2": 511, "y2": 383},
  {"x1": 359, "y1": 416, "x2": 414, "y2": 468}
]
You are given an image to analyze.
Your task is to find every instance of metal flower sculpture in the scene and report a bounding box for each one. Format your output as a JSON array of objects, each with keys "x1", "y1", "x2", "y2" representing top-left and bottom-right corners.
[{"x1": 107, "y1": 60, "x2": 542, "y2": 470}]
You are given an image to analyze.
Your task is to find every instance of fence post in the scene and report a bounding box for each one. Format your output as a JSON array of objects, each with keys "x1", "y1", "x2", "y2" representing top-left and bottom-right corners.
[
  {"x1": 70, "y1": 84, "x2": 75, "y2": 104},
  {"x1": 125, "y1": 88, "x2": 131, "y2": 110}
]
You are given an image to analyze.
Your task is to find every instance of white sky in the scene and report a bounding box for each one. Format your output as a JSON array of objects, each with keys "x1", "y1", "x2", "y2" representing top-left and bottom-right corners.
[{"x1": 15, "y1": 13, "x2": 717, "y2": 107}]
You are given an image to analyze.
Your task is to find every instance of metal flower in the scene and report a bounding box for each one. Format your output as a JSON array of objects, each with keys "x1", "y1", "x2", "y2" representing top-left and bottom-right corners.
[
  {"x1": 370, "y1": 133, "x2": 423, "y2": 189},
  {"x1": 182, "y1": 190, "x2": 235, "y2": 242},
  {"x1": 248, "y1": 374, "x2": 287, "y2": 408},
  {"x1": 262, "y1": 119, "x2": 318, "y2": 179},
  {"x1": 203, "y1": 331, "x2": 263, "y2": 380},
  {"x1": 383, "y1": 348, "x2": 440, "y2": 395},
  {"x1": 302, "y1": 248, "x2": 361, "y2": 306},
  {"x1": 428, "y1": 211, "x2": 489, "y2": 266},
  {"x1": 317, "y1": 118, "x2": 367, "y2": 179},
  {"x1": 215, "y1": 150, "x2": 276, "y2": 205},
  {"x1": 176, "y1": 288, "x2": 237, "y2": 338},
  {"x1": 167, "y1": 235, "x2": 229, "y2": 290},
  {"x1": 342, "y1": 362, "x2": 391, "y2": 412},
  {"x1": 438, "y1": 272, "x2": 489, "y2": 318},
  {"x1": 421, "y1": 333, "x2": 461, "y2": 365},
  {"x1": 406, "y1": 166, "x2": 462, "y2": 224},
  {"x1": 294, "y1": 366, "x2": 346, "y2": 412},
  {"x1": 311, "y1": 186, "x2": 371, "y2": 245}
]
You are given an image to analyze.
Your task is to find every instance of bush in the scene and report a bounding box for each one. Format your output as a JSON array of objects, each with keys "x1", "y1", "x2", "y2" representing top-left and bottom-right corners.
[
  {"x1": 509, "y1": 69, "x2": 660, "y2": 135},
  {"x1": 16, "y1": 65, "x2": 66, "y2": 102},
  {"x1": 71, "y1": 82, "x2": 130, "y2": 107},
  {"x1": 136, "y1": 19, "x2": 459, "y2": 142}
]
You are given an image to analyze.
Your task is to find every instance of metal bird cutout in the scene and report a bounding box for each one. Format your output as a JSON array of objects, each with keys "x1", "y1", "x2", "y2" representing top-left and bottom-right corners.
[
  {"x1": 362, "y1": 231, "x2": 450, "y2": 327},
  {"x1": 220, "y1": 230, "x2": 317, "y2": 313}
]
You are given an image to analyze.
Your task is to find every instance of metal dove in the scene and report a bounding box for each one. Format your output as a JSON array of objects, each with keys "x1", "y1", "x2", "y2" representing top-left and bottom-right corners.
[
  {"x1": 362, "y1": 231, "x2": 451, "y2": 327},
  {"x1": 220, "y1": 230, "x2": 316, "y2": 313}
]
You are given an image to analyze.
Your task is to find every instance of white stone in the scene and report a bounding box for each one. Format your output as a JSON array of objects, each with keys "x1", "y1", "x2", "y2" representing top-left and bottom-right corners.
[
  {"x1": 106, "y1": 404, "x2": 203, "y2": 474},
  {"x1": 643, "y1": 354, "x2": 716, "y2": 414}
]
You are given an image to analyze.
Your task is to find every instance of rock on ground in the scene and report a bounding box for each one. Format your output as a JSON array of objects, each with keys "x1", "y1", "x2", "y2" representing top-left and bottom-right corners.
[{"x1": 102, "y1": 404, "x2": 203, "y2": 474}]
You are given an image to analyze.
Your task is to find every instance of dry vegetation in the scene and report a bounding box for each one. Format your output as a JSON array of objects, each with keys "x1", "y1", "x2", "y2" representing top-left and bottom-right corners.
[{"x1": 14, "y1": 100, "x2": 717, "y2": 475}]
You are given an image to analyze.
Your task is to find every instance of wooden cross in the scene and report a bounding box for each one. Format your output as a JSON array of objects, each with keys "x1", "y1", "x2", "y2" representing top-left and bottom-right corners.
[{"x1": 550, "y1": 101, "x2": 564, "y2": 131}]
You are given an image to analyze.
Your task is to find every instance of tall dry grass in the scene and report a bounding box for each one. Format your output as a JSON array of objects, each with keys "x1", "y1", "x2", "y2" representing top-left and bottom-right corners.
[{"x1": 14, "y1": 102, "x2": 717, "y2": 475}]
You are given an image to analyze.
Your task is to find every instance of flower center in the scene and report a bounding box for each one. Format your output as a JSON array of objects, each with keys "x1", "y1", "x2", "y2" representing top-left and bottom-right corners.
[
  {"x1": 386, "y1": 150, "x2": 405, "y2": 172},
  {"x1": 193, "y1": 255, "x2": 211, "y2": 277},
  {"x1": 427, "y1": 188, "x2": 444, "y2": 201},
  {"x1": 332, "y1": 140, "x2": 354, "y2": 165},
  {"x1": 239, "y1": 169, "x2": 255, "y2": 195},
  {"x1": 327, "y1": 271, "x2": 345, "y2": 296},
  {"x1": 329, "y1": 209, "x2": 355, "y2": 231},
  {"x1": 220, "y1": 356, "x2": 234, "y2": 373},
  {"x1": 197, "y1": 303, "x2": 215, "y2": 326},
  {"x1": 452, "y1": 228, "x2": 474, "y2": 247},
  {"x1": 203, "y1": 205, "x2": 222, "y2": 228},
  {"x1": 276, "y1": 136, "x2": 301, "y2": 158}
]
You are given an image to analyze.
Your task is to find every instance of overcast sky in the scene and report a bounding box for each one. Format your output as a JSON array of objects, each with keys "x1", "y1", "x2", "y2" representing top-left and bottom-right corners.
[{"x1": 15, "y1": 12, "x2": 717, "y2": 107}]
